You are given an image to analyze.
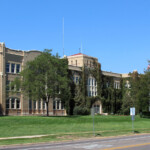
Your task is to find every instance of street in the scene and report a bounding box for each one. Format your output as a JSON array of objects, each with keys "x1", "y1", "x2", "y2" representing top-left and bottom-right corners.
[{"x1": 0, "y1": 134, "x2": 150, "y2": 150}]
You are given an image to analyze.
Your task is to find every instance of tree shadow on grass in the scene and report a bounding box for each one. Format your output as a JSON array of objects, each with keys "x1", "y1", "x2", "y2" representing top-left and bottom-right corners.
[
  {"x1": 42, "y1": 115, "x2": 82, "y2": 118},
  {"x1": 95, "y1": 133, "x2": 102, "y2": 136},
  {"x1": 134, "y1": 130, "x2": 140, "y2": 133}
]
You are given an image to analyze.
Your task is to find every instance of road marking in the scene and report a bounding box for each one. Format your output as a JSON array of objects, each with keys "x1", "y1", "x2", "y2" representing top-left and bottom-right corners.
[{"x1": 103, "y1": 142, "x2": 150, "y2": 150}]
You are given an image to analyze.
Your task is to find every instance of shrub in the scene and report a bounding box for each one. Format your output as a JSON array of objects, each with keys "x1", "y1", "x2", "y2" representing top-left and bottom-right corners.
[
  {"x1": 140, "y1": 112, "x2": 150, "y2": 118},
  {"x1": 73, "y1": 106, "x2": 90, "y2": 115}
]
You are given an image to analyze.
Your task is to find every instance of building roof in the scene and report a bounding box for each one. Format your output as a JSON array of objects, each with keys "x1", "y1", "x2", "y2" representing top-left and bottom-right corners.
[
  {"x1": 69, "y1": 53, "x2": 88, "y2": 57},
  {"x1": 68, "y1": 53, "x2": 98, "y2": 62},
  {"x1": 102, "y1": 71, "x2": 122, "y2": 78}
]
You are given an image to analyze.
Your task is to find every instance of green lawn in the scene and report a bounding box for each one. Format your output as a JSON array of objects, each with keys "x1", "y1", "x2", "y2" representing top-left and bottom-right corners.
[{"x1": 0, "y1": 115, "x2": 149, "y2": 145}]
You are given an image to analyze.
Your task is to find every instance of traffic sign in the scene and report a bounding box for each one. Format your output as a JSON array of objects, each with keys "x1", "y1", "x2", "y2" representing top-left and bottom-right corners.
[{"x1": 130, "y1": 107, "x2": 135, "y2": 116}]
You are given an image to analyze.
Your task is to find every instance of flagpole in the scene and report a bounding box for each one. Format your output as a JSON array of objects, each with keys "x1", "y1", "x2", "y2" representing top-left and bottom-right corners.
[{"x1": 63, "y1": 17, "x2": 64, "y2": 57}]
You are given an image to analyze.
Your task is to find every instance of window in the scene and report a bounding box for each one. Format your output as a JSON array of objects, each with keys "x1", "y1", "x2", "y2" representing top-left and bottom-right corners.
[
  {"x1": 43, "y1": 100, "x2": 46, "y2": 110},
  {"x1": 106, "y1": 82, "x2": 109, "y2": 88},
  {"x1": 33, "y1": 101, "x2": 36, "y2": 109},
  {"x1": 95, "y1": 92, "x2": 97, "y2": 96},
  {"x1": 125, "y1": 82, "x2": 131, "y2": 88},
  {"x1": 16, "y1": 84, "x2": 20, "y2": 92},
  {"x1": 6, "y1": 63, "x2": 10, "y2": 73},
  {"x1": 57, "y1": 101, "x2": 59, "y2": 109},
  {"x1": 29, "y1": 100, "x2": 32, "y2": 110},
  {"x1": 16, "y1": 64, "x2": 20, "y2": 73},
  {"x1": 114, "y1": 82, "x2": 120, "y2": 89},
  {"x1": 114, "y1": 82, "x2": 117, "y2": 89},
  {"x1": 11, "y1": 82, "x2": 14, "y2": 91},
  {"x1": 87, "y1": 79, "x2": 89, "y2": 85},
  {"x1": 125, "y1": 81, "x2": 131, "y2": 88},
  {"x1": 76, "y1": 60, "x2": 77, "y2": 66},
  {"x1": 53, "y1": 101, "x2": 56, "y2": 109},
  {"x1": 11, "y1": 98, "x2": 15, "y2": 109},
  {"x1": 71, "y1": 61, "x2": 73, "y2": 65},
  {"x1": 92, "y1": 91, "x2": 94, "y2": 96},
  {"x1": 61, "y1": 102, "x2": 64, "y2": 109},
  {"x1": 38, "y1": 100, "x2": 41, "y2": 110},
  {"x1": 6, "y1": 99, "x2": 9, "y2": 109},
  {"x1": 16, "y1": 99, "x2": 20, "y2": 109},
  {"x1": 6, "y1": 81, "x2": 10, "y2": 91},
  {"x1": 11, "y1": 64, "x2": 15, "y2": 73},
  {"x1": 76, "y1": 77, "x2": 78, "y2": 83},
  {"x1": 79, "y1": 77, "x2": 81, "y2": 83},
  {"x1": 89, "y1": 78, "x2": 91, "y2": 85},
  {"x1": 92, "y1": 79, "x2": 94, "y2": 86},
  {"x1": 89, "y1": 91, "x2": 91, "y2": 97},
  {"x1": 117, "y1": 83, "x2": 120, "y2": 89},
  {"x1": 114, "y1": 82, "x2": 116, "y2": 89}
]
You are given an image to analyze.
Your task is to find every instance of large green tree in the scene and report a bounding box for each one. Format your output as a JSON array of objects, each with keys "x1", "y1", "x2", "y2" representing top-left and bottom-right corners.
[
  {"x1": 121, "y1": 71, "x2": 140, "y2": 114},
  {"x1": 19, "y1": 49, "x2": 69, "y2": 116},
  {"x1": 122, "y1": 63, "x2": 150, "y2": 114},
  {"x1": 137, "y1": 62, "x2": 150, "y2": 112}
]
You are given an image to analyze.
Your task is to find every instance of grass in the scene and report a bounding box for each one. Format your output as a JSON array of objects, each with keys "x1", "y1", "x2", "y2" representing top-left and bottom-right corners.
[{"x1": 0, "y1": 115, "x2": 149, "y2": 145}]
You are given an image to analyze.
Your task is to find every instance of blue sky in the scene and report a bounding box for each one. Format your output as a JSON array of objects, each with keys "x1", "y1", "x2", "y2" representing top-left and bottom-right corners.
[{"x1": 0, "y1": 0, "x2": 150, "y2": 74}]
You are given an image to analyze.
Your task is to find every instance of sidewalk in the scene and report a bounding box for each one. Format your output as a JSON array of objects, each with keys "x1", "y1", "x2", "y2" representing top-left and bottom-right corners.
[
  {"x1": 0, "y1": 135, "x2": 48, "y2": 140},
  {"x1": 0, "y1": 131, "x2": 95, "y2": 140},
  {"x1": 1, "y1": 132, "x2": 149, "y2": 141}
]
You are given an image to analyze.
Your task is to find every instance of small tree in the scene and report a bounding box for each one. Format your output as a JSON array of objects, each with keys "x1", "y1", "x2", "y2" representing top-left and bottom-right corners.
[{"x1": 18, "y1": 49, "x2": 69, "y2": 116}]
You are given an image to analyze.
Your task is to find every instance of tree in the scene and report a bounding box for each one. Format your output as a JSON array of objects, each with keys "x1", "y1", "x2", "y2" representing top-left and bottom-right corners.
[
  {"x1": 127, "y1": 71, "x2": 140, "y2": 113},
  {"x1": 121, "y1": 66, "x2": 150, "y2": 114},
  {"x1": 18, "y1": 49, "x2": 69, "y2": 116},
  {"x1": 121, "y1": 71, "x2": 140, "y2": 114},
  {"x1": 122, "y1": 90, "x2": 134, "y2": 115},
  {"x1": 137, "y1": 62, "x2": 150, "y2": 112}
]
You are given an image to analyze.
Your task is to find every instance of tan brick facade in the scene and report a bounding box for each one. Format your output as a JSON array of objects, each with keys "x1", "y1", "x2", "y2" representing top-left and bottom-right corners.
[
  {"x1": 0, "y1": 43, "x2": 6, "y2": 115},
  {"x1": 67, "y1": 53, "x2": 99, "y2": 68},
  {"x1": 0, "y1": 43, "x2": 124, "y2": 116},
  {"x1": 0, "y1": 43, "x2": 69, "y2": 116}
]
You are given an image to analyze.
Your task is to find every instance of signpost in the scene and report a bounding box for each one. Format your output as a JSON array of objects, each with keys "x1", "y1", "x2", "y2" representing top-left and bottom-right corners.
[
  {"x1": 91, "y1": 107, "x2": 95, "y2": 136},
  {"x1": 130, "y1": 107, "x2": 135, "y2": 133}
]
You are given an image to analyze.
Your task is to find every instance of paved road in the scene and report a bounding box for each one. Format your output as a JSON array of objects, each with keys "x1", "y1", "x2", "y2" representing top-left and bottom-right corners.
[{"x1": 0, "y1": 134, "x2": 150, "y2": 150}]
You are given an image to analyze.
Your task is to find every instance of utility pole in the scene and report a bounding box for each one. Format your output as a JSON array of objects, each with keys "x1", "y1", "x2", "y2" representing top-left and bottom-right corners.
[{"x1": 63, "y1": 17, "x2": 64, "y2": 57}]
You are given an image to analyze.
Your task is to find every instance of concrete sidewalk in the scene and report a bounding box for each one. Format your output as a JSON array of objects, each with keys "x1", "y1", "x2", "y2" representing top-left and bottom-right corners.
[
  {"x1": 0, "y1": 131, "x2": 95, "y2": 140},
  {"x1": 0, "y1": 135, "x2": 48, "y2": 140},
  {"x1": 1, "y1": 132, "x2": 149, "y2": 141}
]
